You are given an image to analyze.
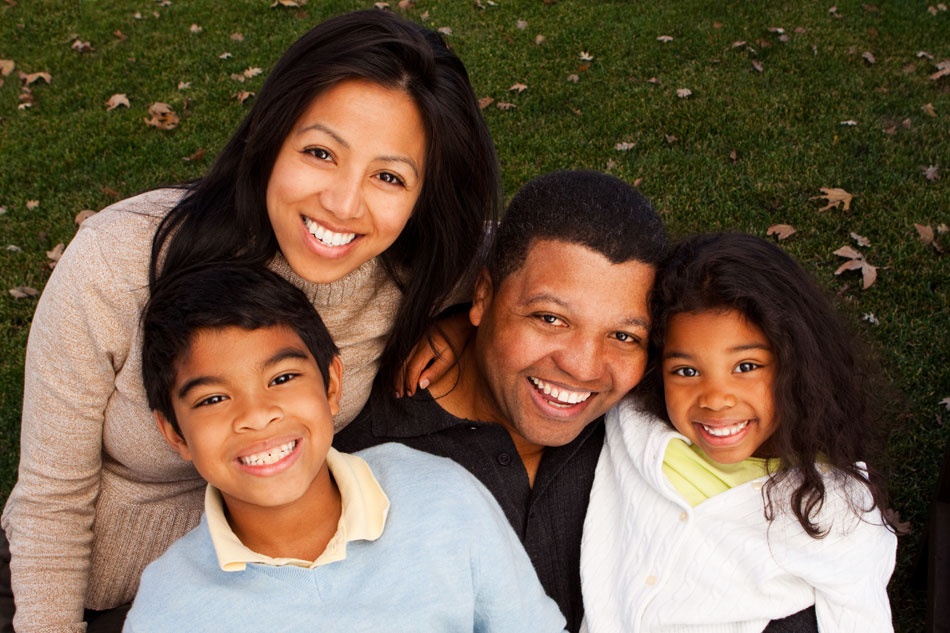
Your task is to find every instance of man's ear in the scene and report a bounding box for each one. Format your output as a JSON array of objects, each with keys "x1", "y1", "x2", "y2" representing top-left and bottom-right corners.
[
  {"x1": 325, "y1": 355, "x2": 343, "y2": 417},
  {"x1": 155, "y1": 412, "x2": 193, "y2": 462},
  {"x1": 469, "y1": 269, "x2": 493, "y2": 328}
]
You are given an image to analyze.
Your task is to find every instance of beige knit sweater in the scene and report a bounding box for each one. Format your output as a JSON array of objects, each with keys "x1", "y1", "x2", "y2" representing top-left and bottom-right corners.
[{"x1": 0, "y1": 189, "x2": 403, "y2": 633}]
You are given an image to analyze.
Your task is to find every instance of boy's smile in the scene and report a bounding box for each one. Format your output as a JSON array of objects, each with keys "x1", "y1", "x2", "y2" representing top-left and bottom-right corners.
[
  {"x1": 661, "y1": 309, "x2": 778, "y2": 464},
  {"x1": 157, "y1": 325, "x2": 341, "y2": 514}
]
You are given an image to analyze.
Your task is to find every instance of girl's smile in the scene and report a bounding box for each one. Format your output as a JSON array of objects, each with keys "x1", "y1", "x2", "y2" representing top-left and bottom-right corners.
[{"x1": 661, "y1": 309, "x2": 778, "y2": 464}]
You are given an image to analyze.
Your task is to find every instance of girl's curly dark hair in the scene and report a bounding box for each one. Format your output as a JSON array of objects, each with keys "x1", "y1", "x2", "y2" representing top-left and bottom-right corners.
[{"x1": 637, "y1": 232, "x2": 892, "y2": 537}]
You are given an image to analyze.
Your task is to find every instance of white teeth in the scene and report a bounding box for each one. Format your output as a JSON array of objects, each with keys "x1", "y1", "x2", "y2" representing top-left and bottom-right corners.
[
  {"x1": 303, "y1": 217, "x2": 356, "y2": 247},
  {"x1": 701, "y1": 420, "x2": 750, "y2": 437},
  {"x1": 529, "y1": 377, "x2": 592, "y2": 407},
  {"x1": 239, "y1": 440, "x2": 297, "y2": 466}
]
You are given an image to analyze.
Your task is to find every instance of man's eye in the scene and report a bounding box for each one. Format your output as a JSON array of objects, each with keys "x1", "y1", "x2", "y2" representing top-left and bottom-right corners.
[
  {"x1": 537, "y1": 314, "x2": 564, "y2": 326},
  {"x1": 673, "y1": 367, "x2": 699, "y2": 377},
  {"x1": 735, "y1": 362, "x2": 759, "y2": 373},
  {"x1": 271, "y1": 373, "x2": 298, "y2": 386},
  {"x1": 614, "y1": 332, "x2": 641, "y2": 344},
  {"x1": 197, "y1": 395, "x2": 227, "y2": 407}
]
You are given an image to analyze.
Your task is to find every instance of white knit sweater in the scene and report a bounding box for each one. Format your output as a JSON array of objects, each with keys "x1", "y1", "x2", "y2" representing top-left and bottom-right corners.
[{"x1": 580, "y1": 396, "x2": 896, "y2": 633}]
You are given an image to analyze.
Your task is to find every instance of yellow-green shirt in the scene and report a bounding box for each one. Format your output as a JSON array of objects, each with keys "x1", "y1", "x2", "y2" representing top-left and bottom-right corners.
[
  {"x1": 663, "y1": 439, "x2": 776, "y2": 506},
  {"x1": 205, "y1": 447, "x2": 390, "y2": 571}
]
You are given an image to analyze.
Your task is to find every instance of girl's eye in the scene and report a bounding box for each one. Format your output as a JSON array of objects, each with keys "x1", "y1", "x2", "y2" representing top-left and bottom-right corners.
[
  {"x1": 270, "y1": 373, "x2": 298, "y2": 386},
  {"x1": 378, "y1": 171, "x2": 406, "y2": 187},
  {"x1": 735, "y1": 362, "x2": 760, "y2": 373},
  {"x1": 196, "y1": 394, "x2": 227, "y2": 407},
  {"x1": 306, "y1": 148, "x2": 332, "y2": 161},
  {"x1": 673, "y1": 367, "x2": 699, "y2": 377}
]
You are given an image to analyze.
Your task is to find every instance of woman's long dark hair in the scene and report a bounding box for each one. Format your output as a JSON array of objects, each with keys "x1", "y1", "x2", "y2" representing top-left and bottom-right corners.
[
  {"x1": 638, "y1": 232, "x2": 892, "y2": 537},
  {"x1": 149, "y1": 10, "x2": 500, "y2": 393}
]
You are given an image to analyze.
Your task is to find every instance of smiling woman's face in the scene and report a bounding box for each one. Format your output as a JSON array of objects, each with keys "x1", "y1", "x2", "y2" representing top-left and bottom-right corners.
[{"x1": 266, "y1": 79, "x2": 427, "y2": 284}]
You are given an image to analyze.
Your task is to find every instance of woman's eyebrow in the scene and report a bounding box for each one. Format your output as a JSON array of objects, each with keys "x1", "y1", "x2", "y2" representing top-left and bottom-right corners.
[{"x1": 295, "y1": 123, "x2": 419, "y2": 179}]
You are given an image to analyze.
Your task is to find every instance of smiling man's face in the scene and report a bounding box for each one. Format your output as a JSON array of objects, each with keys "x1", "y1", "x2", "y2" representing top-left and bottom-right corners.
[{"x1": 469, "y1": 238, "x2": 655, "y2": 452}]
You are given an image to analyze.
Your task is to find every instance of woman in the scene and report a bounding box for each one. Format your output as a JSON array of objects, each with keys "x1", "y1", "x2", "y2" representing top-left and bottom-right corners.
[{"x1": 1, "y1": 10, "x2": 499, "y2": 632}]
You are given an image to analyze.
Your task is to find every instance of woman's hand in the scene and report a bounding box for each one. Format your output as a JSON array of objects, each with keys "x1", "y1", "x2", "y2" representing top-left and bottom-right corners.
[{"x1": 396, "y1": 308, "x2": 474, "y2": 397}]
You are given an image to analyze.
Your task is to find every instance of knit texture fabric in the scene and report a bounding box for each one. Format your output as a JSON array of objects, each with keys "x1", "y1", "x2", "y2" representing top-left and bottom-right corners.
[
  {"x1": 2, "y1": 188, "x2": 402, "y2": 633},
  {"x1": 580, "y1": 396, "x2": 896, "y2": 633},
  {"x1": 124, "y1": 443, "x2": 567, "y2": 633}
]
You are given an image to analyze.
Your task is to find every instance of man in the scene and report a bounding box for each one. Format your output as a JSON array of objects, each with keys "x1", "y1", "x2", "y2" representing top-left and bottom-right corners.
[{"x1": 335, "y1": 170, "x2": 665, "y2": 632}]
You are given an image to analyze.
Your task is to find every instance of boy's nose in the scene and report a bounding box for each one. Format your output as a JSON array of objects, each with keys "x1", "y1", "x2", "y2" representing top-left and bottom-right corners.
[{"x1": 234, "y1": 398, "x2": 283, "y2": 431}]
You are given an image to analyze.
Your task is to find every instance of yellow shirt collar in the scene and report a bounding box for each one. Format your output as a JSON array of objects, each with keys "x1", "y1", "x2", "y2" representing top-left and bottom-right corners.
[{"x1": 205, "y1": 447, "x2": 390, "y2": 572}]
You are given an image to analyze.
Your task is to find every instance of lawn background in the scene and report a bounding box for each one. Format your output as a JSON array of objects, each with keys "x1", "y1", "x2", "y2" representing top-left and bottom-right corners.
[{"x1": 0, "y1": 0, "x2": 947, "y2": 629}]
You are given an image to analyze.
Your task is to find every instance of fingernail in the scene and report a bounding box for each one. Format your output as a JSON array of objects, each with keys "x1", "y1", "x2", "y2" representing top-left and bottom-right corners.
[{"x1": 418, "y1": 378, "x2": 430, "y2": 390}]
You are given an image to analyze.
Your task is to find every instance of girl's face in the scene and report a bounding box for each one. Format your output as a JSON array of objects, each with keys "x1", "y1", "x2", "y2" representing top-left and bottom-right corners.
[
  {"x1": 661, "y1": 309, "x2": 778, "y2": 464},
  {"x1": 266, "y1": 79, "x2": 427, "y2": 284}
]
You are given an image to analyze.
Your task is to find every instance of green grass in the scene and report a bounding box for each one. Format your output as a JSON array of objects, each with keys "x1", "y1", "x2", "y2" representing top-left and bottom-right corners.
[{"x1": 1, "y1": 0, "x2": 948, "y2": 628}]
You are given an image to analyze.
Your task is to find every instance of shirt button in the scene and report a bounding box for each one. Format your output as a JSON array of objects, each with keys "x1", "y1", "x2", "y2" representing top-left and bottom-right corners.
[
  {"x1": 645, "y1": 575, "x2": 657, "y2": 586},
  {"x1": 679, "y1": 512, "x2": 688, "y2": 522},
  {"x1": 497, "y1": 452, "x2": 512, "y2": 466}
]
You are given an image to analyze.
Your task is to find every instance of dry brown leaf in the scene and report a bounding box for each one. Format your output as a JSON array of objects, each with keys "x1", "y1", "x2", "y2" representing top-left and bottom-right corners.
[
  {"x1": 713, "y1": 21, "x2": 724, "y2": 28},
  {"x1": 144, "y1": 102, "x2": 179, "y2": 130},
  {"x1": 219, "y1": 52, "x2": 232, "y2": 60},
  {"x1": 105, "y1": 93, "x2": 129, "y2": 111},
  {"x1": 922, "y1": 103, "x2": 937, "y2": 117},
  {"x1": 664, "y1": 134, "x2": 678, "y2": 144},
  {"x1": 840, "y1": 120, "x2": 857, "y2": 126},
  {"x1": 834, "y1": 258, "x2": 863, "y2": 274},
  {"x1": 477, "y1": 96, "x2": 494, "y2": 110},
  {"x1": 614, "y1": 141, "x2": 636, "y2": 151},
  {"x1": 752, "y1": 60, "x2": 764, "y2": 72},
  {"x1": 178, "y1": 81, "x2": 191, "y2": 90},
  {"x1": 230, "y1": 33, "x2": 245, "y2": 41},
  {"x1": 811, "y1": 187, "x2": 853, "y2": 211},
  {"x1": 516, "y1": 20, "x2": 528, "y2": 30},
  {"x1": 9, "y1": 286, "x2": 39, "y2": 299},
  {"x1": 183, "y1": 147, "x2": 206, "y2": 162},
  {"x1": 233, "y1": 91, "x2": 255, "y2": 104},
  {"x1": 860, "y1": 264, "x2": 878, "y2": 289},
  {"x1": 230, "y1": 73, "x2": 246, "y2": 83},
  {"x1": 579, "y1": 51, "x2": 594, "y2": 61},
  {"x1": 566, "y1": 74, "x2": 579, "y2": 83},
  {"x1": 437, "y1": 26, "x2": 452, "y2": 35},
  {"x1": 731, "y1": 40, "x2": 747, "y2": 49},
  {"x1": 767, "y1": 224, "x2": 796, "y2": 240},
  {"x1": 915, "y1": 223, "x2": 935, "y2": 244},
  {"x1": 535, "y1": 34, "x2": 546, "y2": 45},
  {"x1": 243, "y1": 67, "x2": 263, "y2": 79},
  {"x1": 938, "y1": 223, "x2": 949, "y2": 234},
  {"x1": 495, "y1": 102, "x2": 517, "y2": 111},
  {"x1": 578, "y1": 62, "x2": 591, "y2": 72},
  {"x1": 882, "y1": 508, "x2": 912, "y2": 535},
  {"x1": 6, "y1": 245, "x2": 21, "y2": 252},
  {"x1": 21, "y1": 71, "x2": 51, "y2": 85},
  {"x1": 71, "y1": 39, "x2": 93, "y2": 53},
  {"x1": 46, "y1": 243, "x2": 64, "y2": 268},
  {"x1": 829, "y1": 5, "x2": 843, "y2": 18},
  {"x1": 113, "y1": 30, "x2": 128, "y2": 41},
  {"x1": 795, "y1": 26, "x2": 807, "y2": 33},
  {"x1": 768, "y1": 27, "x2": 785, "y2": 34},
  {"x1": 657, "y1": 35, "x2": 673, "y2": 42},
  {"x1": 509, "y1": 83, "x2": 527, "y2": 93},
  {"x1": 75, "y1": 210, "x2": 97, "y2": 225},
  {"x1": 646, "y1": 77, "x2": 660, "y2": 84},
  {"x1": 270, "y1": 0, "x2": 300, "y2": 6},
  {"x1": 729, "y1": 149, "x2": 738, "y2": 162},
  {"x1": 25, "y1": 199, "x2": 38, "y2": 210},
  {"x1": 834, "y1": 245, "x2": 862, "y2": 260},
  {"x1": 0, "y1": 60, "x2": 14, "y2": 76},
  {"x1": 931, "y1": 60, "x2": 950, "y2": 81},
  {"x1": 861, "y1": 51, "x2": 876, "y2": 64},
  {"x1": 778, "y1": 34, "x2": 791, "y2": 42},
  {"x1": 850, "y1": 232, "x2": 871, "y2": 247},
  {"x1": 921, "y1": 165, "x2": 940, "y2": 181},
  {"x1": 676, "y1": 88, "x2": 692, "y2": 98},
  {"x1": 398, "y1": 0, "x2": 414, "y2": 8},
  {"x1": 833, "y1": 246, "x2": 878, "y2": 289}
]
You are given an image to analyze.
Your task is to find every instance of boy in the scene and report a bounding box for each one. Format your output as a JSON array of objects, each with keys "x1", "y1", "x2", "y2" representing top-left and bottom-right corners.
[{"x1": 124, "y1": 264, "x2": 567, "y2": 632}]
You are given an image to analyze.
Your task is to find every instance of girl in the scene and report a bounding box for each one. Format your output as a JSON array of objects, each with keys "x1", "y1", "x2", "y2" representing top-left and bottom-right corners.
[
  {"x1": 1, "y1": 10, "x2": 498, "y2": 632},
  {"x1": 580, "y1": 232, "x2": 898, "y2": 632}
]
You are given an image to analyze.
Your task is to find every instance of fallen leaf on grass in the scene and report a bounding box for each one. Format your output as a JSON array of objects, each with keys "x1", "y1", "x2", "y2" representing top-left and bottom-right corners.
[
  {"x1": 20, "y1": 71, "x2": 51, "y2": 85},
  {"x1": 882, "y1": 508, "x2": 912, "y2": 535},
  {"x1": 75, "y1": 210, "x2": 96, "y2": 225},
  {"x1": 0, "y1": 60, "x2": 14, "y2": 76},
  {"x1": 398, "y1": 0, "x2": 414, "y2": 9},
  {"x1": 939, "y1": 224, "x2": 949, "y2": 234},
  {"x1": 509, "y1": 83, "x2": 527, "y2": 93},
  {"x1": 676, "y1": 88, "x2": 692, "y2": 98},
  {"x1": 731, "y1": 40, "x2": 747, "y2": 49},
  {"x1": 941, "y1": 396, "x2": 950, "y2": 411},
  {"x1": 566, "y1": 74, "x2": 579, "y2": 83},
  {"x1": 535, "y1": 34, "x2": 546, "y2": 45},
  {"x1": 833, "y1": 246, "x2": 878, "y2": 289},
  {"x1": 189, "y1": 24, "x2": 202, "y2": 34},
  {"x1": 840, "y1": 120, "x2": 857, "y2": 126},
  {"x1": 811, "y1": 187, "x2": 853, "y2": 211},
  {"x1": 752, "y1": 60, "x2": 764, "y2": 72},
  {"x1": 183, "y1": 147, "x2": 206, "y2": 162},
  {"x1": 46, "y1": 243, "x2": 64, "y2": 268},
  {"x1": 578, "y1": 62, "x2": 591, "y2": 72},
  {"x1": 231, "y1": 33, "x2": 245, "y2": 41},
  {"x1": 219, "y1": 52, "x2": 232, "y2": 60},
  {"x1": 922, "y1": 165, "x2": 940, "y2": 181},
  {"x1": 915, "y1": 223, "x2": 935, "y2": 244},
  {"x1": 144, "y1": 102, "x2": 179, "y2": 130},
  {"x1": 828, "y1": 5, "x2": 843, "y2": 18},
  {"x1": 862, "y1": 51, "x2": 876, "y2": 64},
  {"x1": 657, "y1": 35, "x2": 673, "y2": 42},
  {"x1": 374, "y1": 2, "x2": 389, "y2": 8},
  {"x1": 230, "y1": 73, "x2": 246, "y2": 83},
  {"x1": 922, "y1": 103, "x2": 937, "y2": 117},
  {"x1": 233, "y1": 91, "x2": 254, "y2": 104},
  {"x1": 862, "y1": 312, "x2": 879, "y2": 325},
  {"x1": 495, "y1": 102, "x2": 517, "y2": 111},
  {"x1": 71, "y1": 39, "x2": 93, "y2": 53},
  {"x1": 243, "y1": 67, "x2": 263, "y2": 79},
  {"x1": 437, "y1": 26, "x2": 452, "y2": 35},
  {"x1": 6, "y1": 245, "x2": 21, "y2": 252},
  {"x1": 767, "y1": 224, "x2": 796, "y2": 240},
  {"x1": 931, "y1": 60, "x2": 950, "y2": 81},
  {"x1": 729, "y1": 149, "x2": 738, "y2": 162},
  {"x1": 477, "y1": 96, "x2": 494, "y2": 109},
  {"x1": 105, "y1": 93, "x2": 129, "y2": 111},
  {"x1": 25, "y1": 200, "x2": 38, "y2": 210},
  {"x1": 270, "y1": 0, "x2": 300, "y2": 6},
  {"x1": 579, "y1": 51, "x2": 594, "y2": 61},
  {"x1": 9, "y1": 286, "x2": 39, "y2": 299},
  {"x1": 113, "y1": 30, "x2": 127, "y2": 41},
  {"x1": 614, "y1": 142, "x2": 636, "y2": 151},
  {"x1": 516, "y1": 20, "x2": 528, "y2": 30},
  {"x1": 178, "y1": 81, "x2": 191, "y2": 90}
]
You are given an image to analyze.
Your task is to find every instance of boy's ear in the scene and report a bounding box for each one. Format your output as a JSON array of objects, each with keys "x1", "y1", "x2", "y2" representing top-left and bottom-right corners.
[
  {"x1": 325, "y1": 356, "x2": 343, "y2": 417},
  {"x1": 469, "y1": 269, "x2": 493, "y2": 328},
  {"x1": 155, "y1": 411, "x2": 193, "y2": 462}
]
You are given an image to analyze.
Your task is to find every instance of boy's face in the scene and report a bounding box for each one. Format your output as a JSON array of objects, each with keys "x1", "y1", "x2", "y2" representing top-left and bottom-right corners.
[{"x1": 157, "y1": 325, "x2": 341, "y2": 513}]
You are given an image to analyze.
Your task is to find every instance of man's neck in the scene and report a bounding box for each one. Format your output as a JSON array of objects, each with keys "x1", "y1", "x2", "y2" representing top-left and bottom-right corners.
[
  {"x1": 429, "y1": 347, "x2": 546, "y2": 486},
  {"x1": 222, "y1": 464, "x2": 342, "y2": 561}
]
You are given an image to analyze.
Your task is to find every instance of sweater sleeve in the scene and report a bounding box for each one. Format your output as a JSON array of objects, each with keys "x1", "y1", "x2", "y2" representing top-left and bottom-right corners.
[
  {"x1": 466, "y1": 476, "x2": 568, "y2": 633},
  {"x1": 2, "y1": 207, "x2": 155, "y2": 633}
]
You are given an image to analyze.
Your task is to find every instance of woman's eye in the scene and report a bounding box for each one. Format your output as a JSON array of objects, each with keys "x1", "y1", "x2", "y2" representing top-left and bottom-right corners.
[
  {"x1": 735, "y1": 362, "x2": 759, "y2": 373},
  {"x1": 306, "y1": 148, "x2": 332, "y2": 161},
  {"x1": 673, "y1": 367, "x2": 699, "y2": 377},
  {"x1": 271, "y1": 373, "x2": 298, "y2": 386},
  {"x1": 197, "y1": 395, "x2": 227, "y2": 407},
  {"x1": 378, "y1": 171, "x2": 405, "y2": 187}
]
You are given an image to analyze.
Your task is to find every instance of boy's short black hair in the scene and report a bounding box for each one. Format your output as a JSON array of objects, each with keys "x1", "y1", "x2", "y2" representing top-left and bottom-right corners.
[
  {"x1": 487, "y1": 170, "x2": 668, "y2": 286},
  {"x1": 142, "y1": 264, "x2": 339, "y2": 435}
]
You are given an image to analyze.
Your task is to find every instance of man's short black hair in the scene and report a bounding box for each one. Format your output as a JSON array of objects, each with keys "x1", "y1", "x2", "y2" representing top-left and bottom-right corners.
[
  {"x1": 141, "y1": 264, "x2": 339, "y2": 435},
  {"x1": 487, "y1": 170, "x2": 668, "y2": 286}
]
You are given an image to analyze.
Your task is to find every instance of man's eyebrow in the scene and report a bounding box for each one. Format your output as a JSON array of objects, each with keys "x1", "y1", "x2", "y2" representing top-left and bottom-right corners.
[
  {"x1": 295, "y1": 124, "x2": 419, "y2": 179},
  {"x1": 521, "y1": 294, "x2": 649, "y2": 329}
]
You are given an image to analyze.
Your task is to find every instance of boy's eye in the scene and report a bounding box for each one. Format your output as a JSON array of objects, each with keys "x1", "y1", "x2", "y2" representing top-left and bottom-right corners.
[
  {"x1": 270, "y1": 373, "x2": 298, "y2": 386},
  {"x1": 673, "y1": 367, "x2": 699, "y2": 377},
  {"x1": 735, "y1": 362, "x2": 759, "y2": 373},
  {"x1": 196, "y1": 394, "x2": 227, "y2": 407}
]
